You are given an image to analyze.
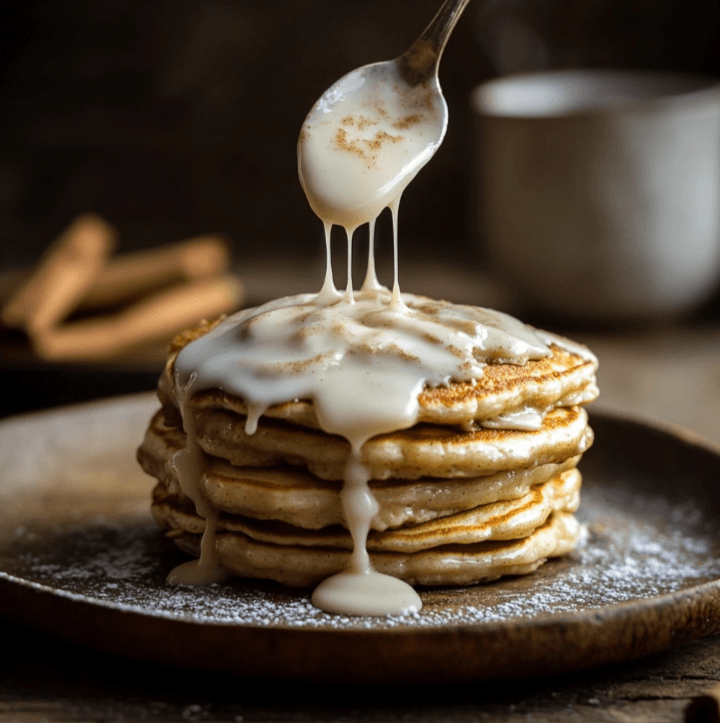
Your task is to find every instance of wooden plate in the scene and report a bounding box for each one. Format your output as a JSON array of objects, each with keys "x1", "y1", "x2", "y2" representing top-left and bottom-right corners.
[{"x1": 1, "y1": 394, "x2": 720, "y2": 682}]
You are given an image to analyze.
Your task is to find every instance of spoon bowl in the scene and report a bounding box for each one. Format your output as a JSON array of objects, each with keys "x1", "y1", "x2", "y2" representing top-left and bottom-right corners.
[
  {"x1": 298, "y1": 0, "x2": 472, "y2": 231},
  {"x1": 298, "y1": 62, "x2": 447, "y2": 230}
]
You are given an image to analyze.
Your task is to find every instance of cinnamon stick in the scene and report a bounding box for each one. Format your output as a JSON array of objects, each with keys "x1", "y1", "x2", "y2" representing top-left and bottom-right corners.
[
  {"x1": 32, "y1": 275, "x2": 243, "y2": 362},
  {"x1": 78, "y1": 235, "x2": 231, "y2": 311},
  {"x1": 1, "y1": 214, "x2": 117, "y2": 333}
]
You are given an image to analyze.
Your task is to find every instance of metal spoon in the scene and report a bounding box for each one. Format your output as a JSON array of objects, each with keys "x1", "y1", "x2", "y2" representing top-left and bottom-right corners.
[
  {"x1": 399, "y1": 0, "x2": 473, "y2": 86},
  {"x1": 298, "y1": 0, "x2": 473, "y2": 231}
]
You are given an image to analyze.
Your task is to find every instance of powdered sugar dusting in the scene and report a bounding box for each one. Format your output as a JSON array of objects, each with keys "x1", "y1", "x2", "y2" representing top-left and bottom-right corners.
[
  {"x1": 5, "y1": 480, "x2": 720, "y2": 631},
  {"x1": 3, "y1": 397, "x2": 720, "y2": 633}
]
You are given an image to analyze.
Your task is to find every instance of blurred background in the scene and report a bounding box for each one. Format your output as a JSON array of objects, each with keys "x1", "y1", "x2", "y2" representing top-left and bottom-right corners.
[
  {"x1": 1, "y1": 0, "x2": 720, "y2": 436},
  {"x1": 1, "y1": 0, "x2": 719, "y2": 271}
]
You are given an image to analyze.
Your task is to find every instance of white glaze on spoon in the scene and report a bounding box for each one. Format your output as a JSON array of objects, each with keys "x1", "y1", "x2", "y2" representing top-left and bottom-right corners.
[{"x1": 298, "y1": 62, "x2": 446, "y2": 232}]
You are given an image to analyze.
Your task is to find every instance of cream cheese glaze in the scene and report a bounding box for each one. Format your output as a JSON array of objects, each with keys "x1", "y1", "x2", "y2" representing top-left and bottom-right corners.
[
  {"x1": 164, "y1": 17, "x2": 595, "y2": 615},
  {"x1": 166, "y1": 284, "x2": 588, "y2": 613},
  {"x1": 298, "y1": 63, "x2": 445, "y2": 231}
]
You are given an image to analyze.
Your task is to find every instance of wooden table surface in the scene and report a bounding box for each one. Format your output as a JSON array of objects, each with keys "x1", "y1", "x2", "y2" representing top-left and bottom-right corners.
[
  {"x1": 1, "y1": 619, "x2": 720, "y2": 723},
  {"x1": 3, "y1": 261, "x2": 720, "y2": 723}
]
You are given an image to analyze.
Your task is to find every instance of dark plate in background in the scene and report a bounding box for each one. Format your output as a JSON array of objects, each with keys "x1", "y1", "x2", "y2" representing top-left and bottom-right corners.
[{"x1": 0, "y1": 335, "x2": 162, "y2": 417}]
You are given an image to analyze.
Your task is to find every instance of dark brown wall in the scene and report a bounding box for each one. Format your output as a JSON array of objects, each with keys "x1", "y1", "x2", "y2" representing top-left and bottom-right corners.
[{"x1": 0, "y1": 0, "x2": 718, "y2": 269}]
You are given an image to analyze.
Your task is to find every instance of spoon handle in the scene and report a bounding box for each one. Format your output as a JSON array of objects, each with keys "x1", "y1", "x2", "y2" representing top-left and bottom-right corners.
[{"x1": 401, "y1": 0, "x2": 473, "y2": 84}]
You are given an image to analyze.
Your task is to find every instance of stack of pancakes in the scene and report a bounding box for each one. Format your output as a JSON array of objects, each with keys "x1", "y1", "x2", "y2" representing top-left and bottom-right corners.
[{"x1": 138, "y1": 322, "x2": 598, "y2": 588}]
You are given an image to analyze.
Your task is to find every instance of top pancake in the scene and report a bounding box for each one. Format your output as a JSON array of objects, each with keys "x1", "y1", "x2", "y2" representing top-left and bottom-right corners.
[{"x1": 158, "y1": 319, "x2": 598, "y2": 429}]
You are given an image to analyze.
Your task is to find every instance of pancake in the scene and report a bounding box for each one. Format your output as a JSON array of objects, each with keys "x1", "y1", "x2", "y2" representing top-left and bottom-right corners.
[
  {"x1": 139, "y1": 406, "x2": 583, "y2": 530},
  {"x1": 191, "y1": 405, "x2": 592, "y2": 481},
  {"x1": 151, "y1": 468, "x2": 581, "y2": 552},
  {"x1": 158, "y1": 329, "x2": 598, "y2": 430},
  {"x1": 165, "y1": 511, "x2": 581, "y2": 587}
]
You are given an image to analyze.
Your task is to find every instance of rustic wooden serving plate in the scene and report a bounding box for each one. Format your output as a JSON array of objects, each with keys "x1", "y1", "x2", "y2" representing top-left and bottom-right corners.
[{"x1": 1, "y1": 394, "x2": 720, "y2": 682}]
